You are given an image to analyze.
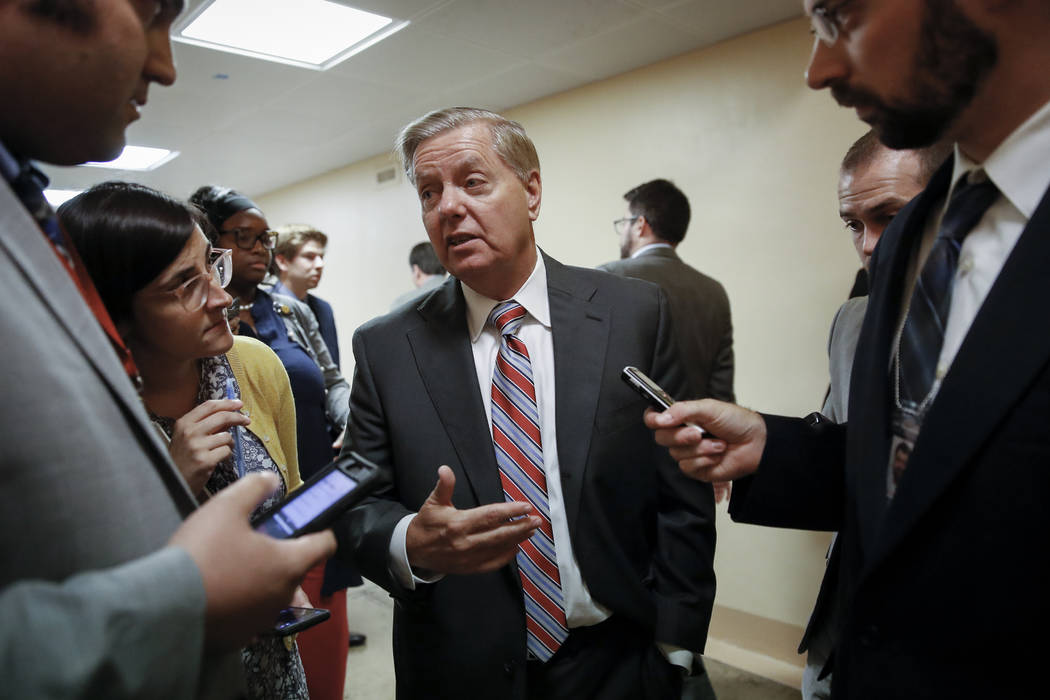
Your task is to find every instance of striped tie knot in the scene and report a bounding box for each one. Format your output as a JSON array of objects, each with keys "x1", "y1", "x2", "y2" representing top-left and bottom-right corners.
[{"x1": 489, "y1": 300, "x2": 527, "y2": 336}]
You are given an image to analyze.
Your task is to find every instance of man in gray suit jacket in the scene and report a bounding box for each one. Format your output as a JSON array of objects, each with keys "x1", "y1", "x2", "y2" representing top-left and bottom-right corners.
[
  {"x1": 339, "y1": 108, "x2": 715, "y2": 699},
  {"x1": 0, "y1": 2, "x2": 334, "y2": 696},
  {"x1": 600, "y1": 179, "x2": 734, "y2": 404}
]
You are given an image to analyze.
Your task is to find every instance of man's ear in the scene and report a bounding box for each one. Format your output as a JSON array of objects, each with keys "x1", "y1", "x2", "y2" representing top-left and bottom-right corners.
[
  {"x1": 525, "y1": 170, "x2": 542, "y2": 221},
  {"x1": 274, "y1": 254, "x2": 290, "y2": 273},
  {"x1": 636, "y1": 215, "x2": 653, "y2": 241}
]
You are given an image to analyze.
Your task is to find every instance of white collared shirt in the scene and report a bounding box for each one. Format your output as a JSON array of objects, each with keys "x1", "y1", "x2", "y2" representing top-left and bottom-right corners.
[
  {"x1": 389, "y1": 249, "x2": 610, "y2": 628},
  {"x1": 898, "y1": 98, "x2": 1050, "y2": 385},
  {"x1": 630, "y1": 242, "x2": 673, "y2": 259}
]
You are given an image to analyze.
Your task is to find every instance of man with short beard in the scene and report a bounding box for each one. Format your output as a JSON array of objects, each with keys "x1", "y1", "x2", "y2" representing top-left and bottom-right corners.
[{"x1": 646, "y1": 1, "x2": 1050, "y2": 698}]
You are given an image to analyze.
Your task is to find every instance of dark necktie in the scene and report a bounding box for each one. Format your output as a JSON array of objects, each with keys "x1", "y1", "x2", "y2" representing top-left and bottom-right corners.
[
  {"x1": 897, "y1": 172, "x2": 999, "y2": 411},
  {"x1": 9, "y1": 165, "x2": 141, "y2": 386},
  {"x1": 488, "y1": 300, "x2": 568, "y2": 662}
]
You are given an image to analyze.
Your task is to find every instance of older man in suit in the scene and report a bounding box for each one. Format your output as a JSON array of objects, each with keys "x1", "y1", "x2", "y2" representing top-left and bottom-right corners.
[
  {"x1": 648, "y1": 0, "x2": 1050, "y2": 698},
  {"x1": 0, "y1": 2, "x2": 334, "y2": 696},
  {"x1": 339, "y1": 108, "x2": 716, "y2": 699},
  {"x1": 600, "y1": 179, "x2": 734, "y2": 404}
]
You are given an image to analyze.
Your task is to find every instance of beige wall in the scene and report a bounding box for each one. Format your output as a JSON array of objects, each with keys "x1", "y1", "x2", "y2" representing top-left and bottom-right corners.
[{"x1": 259, "y1": 16, "x2": 865, "y2": 648}]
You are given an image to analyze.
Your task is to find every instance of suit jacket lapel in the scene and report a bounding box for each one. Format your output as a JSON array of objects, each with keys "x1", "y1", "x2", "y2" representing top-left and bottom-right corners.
[
  {"x1": 0, "y1": 181, "x2": 198, "y2": 515},
  {"x1": 848, "y1": 161, "x2": 954, "y2": 558},
  {"x1": 870, "y1": 178, "x2": 1050, "y2": 566},
  {"x1": 545, "y1": 253, "x2": 608, "y2": 535},
  {"x1": 409, "y1": 280, "x2": 505, "y2": 506}
]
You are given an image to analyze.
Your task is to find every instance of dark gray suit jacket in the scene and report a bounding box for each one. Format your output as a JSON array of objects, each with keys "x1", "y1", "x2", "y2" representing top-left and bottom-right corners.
[
  {"x1": 600, "y1": 246, "x2": 734, "y2": 402},
  {"x1": 730, "y1": 160, "x2": 1050, "y2": 699},
  {"x1": 821, "y1": 296, "x2": 867, "y2": 423},
  {"x1": 338, "y1": 252, "x2": 716, "y2": 699},
  {"x1": 0, "y1": 180, "x2": 239, "y2": 697}
]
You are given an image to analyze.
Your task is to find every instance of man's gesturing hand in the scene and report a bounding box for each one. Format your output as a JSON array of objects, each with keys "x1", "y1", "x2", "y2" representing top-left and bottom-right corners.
[
  {"x1": 406, "y1": 465, "x2": 539, "y2": 575},
  {"x1": 645, "y1": 399, "x2": 767, "y2": 483}
]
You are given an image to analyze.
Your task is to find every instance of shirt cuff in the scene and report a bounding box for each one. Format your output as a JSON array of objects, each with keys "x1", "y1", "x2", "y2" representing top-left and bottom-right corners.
[
  {"x1": 388, "y1": 513, "x2": 444, "y2": 590},
  {"x1": 657, "y1": 642, "x2": 695, "y2": 674}
]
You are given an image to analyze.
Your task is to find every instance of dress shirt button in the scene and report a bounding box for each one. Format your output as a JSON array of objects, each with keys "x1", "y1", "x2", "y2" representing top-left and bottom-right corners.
[
  {"x1": 935, "y1": 364, "x2": 947, "y2": 380},
  {"x1": 958, "y1": 256, "x2": 974, "y2": 275}
]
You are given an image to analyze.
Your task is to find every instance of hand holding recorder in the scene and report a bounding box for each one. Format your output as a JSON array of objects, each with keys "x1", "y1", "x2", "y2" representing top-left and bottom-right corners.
[{"x1": 624, "y1": 366, "x2": 762, "y2": 486}]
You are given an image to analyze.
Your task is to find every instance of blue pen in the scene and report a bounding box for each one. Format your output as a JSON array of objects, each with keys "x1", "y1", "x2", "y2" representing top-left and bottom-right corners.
[{"x1": 226, "y1": 377, "x2": 246, "y2": 478}]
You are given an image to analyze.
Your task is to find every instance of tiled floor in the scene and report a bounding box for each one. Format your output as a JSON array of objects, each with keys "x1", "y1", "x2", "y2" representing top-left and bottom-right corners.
[{"x1": 342, "y1": 581, "x2": 800, "y2": 700}]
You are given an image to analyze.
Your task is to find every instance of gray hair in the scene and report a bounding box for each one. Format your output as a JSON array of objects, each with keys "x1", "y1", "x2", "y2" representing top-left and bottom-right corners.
[{"x1": 395, "y1": 107, "x2": 539, "y2": 186}]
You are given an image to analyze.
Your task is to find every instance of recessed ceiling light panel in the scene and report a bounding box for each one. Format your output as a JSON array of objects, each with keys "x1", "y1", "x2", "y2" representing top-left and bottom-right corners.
[
  {"x1": 173, "y1": 0, "x2": 408, "y2": 70},
  {"x1": 44, "y1": 189, "x2": 83, "y2": 207},
  {"x1": 82, "y1": 145, "x2": 179, "y2": 171}
]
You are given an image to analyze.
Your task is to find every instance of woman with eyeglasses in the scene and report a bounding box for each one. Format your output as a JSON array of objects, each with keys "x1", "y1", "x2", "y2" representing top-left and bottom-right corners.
[
  {"x1": 190, "y1": 185, "x2": 354, "y2": 700},
  {"x1": 59, "y1": 181, "x2": 311, "y2": 699}
]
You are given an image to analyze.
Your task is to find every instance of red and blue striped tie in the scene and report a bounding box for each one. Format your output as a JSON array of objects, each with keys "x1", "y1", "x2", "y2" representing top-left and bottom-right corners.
[{"x1": 489, "y1": 300, "x2": 568, "y2": 661}]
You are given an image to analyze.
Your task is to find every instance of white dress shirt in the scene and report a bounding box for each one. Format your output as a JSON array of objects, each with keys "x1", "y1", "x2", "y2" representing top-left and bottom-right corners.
[
  {"x1": 893, "y1": 99, "x2": 1050, "y2": 392},
  {"x1": 388, "y1": 250, "x2": 610, "y2": 627},
  {"x1": 630, "y1": 242, "x2": 673, "y2": 258}
]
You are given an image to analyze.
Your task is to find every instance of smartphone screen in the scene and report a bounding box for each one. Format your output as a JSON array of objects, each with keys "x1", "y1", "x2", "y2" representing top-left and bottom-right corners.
[
  {"x1": 254, "y1": 468, "x2": 359, "y2": 538},
  {"x1": 271, "y1": 606, "x2": 331, "y2": 636}
]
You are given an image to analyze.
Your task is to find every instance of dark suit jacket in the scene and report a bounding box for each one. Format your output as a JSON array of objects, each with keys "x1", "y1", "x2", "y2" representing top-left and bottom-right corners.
[
  {"x1": 338, "y1": 252, "x2": 716, "y2": 699},
  {"x1": 729, "y1": 160, "x2": 1050, "y2": 699},
  {"x1": 600, "y1": 247, "x2": 734, "y2": 402},
  {"x1": 306, "y1": 293, "x2": 340, "y2": 368}
]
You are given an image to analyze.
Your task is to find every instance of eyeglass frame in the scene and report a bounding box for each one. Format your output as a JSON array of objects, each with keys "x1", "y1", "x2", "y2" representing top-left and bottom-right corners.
[
  {"x1": 144, "y1": 247, "x2": 233, "y2": 313},
  {"x1": 219, "y1": 226, "x2": 278, "y2": 251},
  {"x1": 613, "y1": 216, "x2": 641, "y2": 235},
  {"x1": 809, "y1": 0, "x2": 851, "y2": 47}
]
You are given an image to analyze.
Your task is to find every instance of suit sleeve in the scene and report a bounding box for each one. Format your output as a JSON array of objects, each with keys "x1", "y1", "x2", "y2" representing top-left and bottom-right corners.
[
  {"x1": 649, "y1": 289, "x2": 718, "y2": 651},
  {"x1": 729, "y1": 414, "x2": 846, "y2": 531},
  {"x1": 0, "y1": 548, "x2": 211, "y2": 699},
  {"x1": 334, "y1": 327, "x2": 419, "y2": 597}
]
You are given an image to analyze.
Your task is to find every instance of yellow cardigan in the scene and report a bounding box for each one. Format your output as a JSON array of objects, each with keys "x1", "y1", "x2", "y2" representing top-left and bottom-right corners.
[{"x1": 226, "y1": 336, "x2": 303, "y2": 492}]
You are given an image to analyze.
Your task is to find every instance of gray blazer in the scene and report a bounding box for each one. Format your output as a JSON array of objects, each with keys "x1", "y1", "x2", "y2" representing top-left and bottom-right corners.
[
  {"x1": 821, "y1": 296, "x2": 868, "y2": 422},
  {"x1": 0, "y1": 181, "x2": 239, "y2": 698},
  {"x1": 600, "y1": 246, "x2": 734, "y2": 402}
]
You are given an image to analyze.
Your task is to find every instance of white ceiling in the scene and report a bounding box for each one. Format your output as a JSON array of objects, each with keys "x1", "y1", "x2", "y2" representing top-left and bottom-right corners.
[{"x1": 42, "y1": 0, "x2": 802, "y2": 200}]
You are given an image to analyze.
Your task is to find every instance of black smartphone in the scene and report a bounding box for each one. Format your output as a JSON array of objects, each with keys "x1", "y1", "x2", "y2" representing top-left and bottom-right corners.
[
  {"x1": 621, "y1": 366, "x2": 709, "y2": 437},
  {"x1": 251, "y1": 451, "x2": 383, "y2": 538},
  {"x1": 621, "y1": 365, "x2": 676, "y2": 410},
  {"x1": 270, "y1": 606, "x2": 330, "y2": 636}
]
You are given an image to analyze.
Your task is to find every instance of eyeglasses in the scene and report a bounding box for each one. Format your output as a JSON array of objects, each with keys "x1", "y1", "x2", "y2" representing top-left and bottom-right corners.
[
  {"x1": 165, "y1": 248, "x2": 233, "y2": 312},
  {"x1": 613, "y1": 216, "x2": 640, "y2": 235},
  {"x1": 220, "y1": 226, "x2": 277, "y2": 251},
  {"x1": 810, "y1": 0, "x2": 850, "y2": 47}
]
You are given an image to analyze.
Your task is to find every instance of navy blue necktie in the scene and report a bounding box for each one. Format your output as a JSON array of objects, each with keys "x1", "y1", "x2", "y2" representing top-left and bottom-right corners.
[
  {"x1": 9, "y1": 164, "x2": 69, "y2": 261},
  {"x1": 897, "y1": 172, "x2": 999, "y2": 410}
]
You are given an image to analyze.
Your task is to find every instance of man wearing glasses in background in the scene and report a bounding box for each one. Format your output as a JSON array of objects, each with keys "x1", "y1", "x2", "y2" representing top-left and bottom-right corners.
[{"x1": 600, "y1": 178, "x2": 734, "y2": 406}]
